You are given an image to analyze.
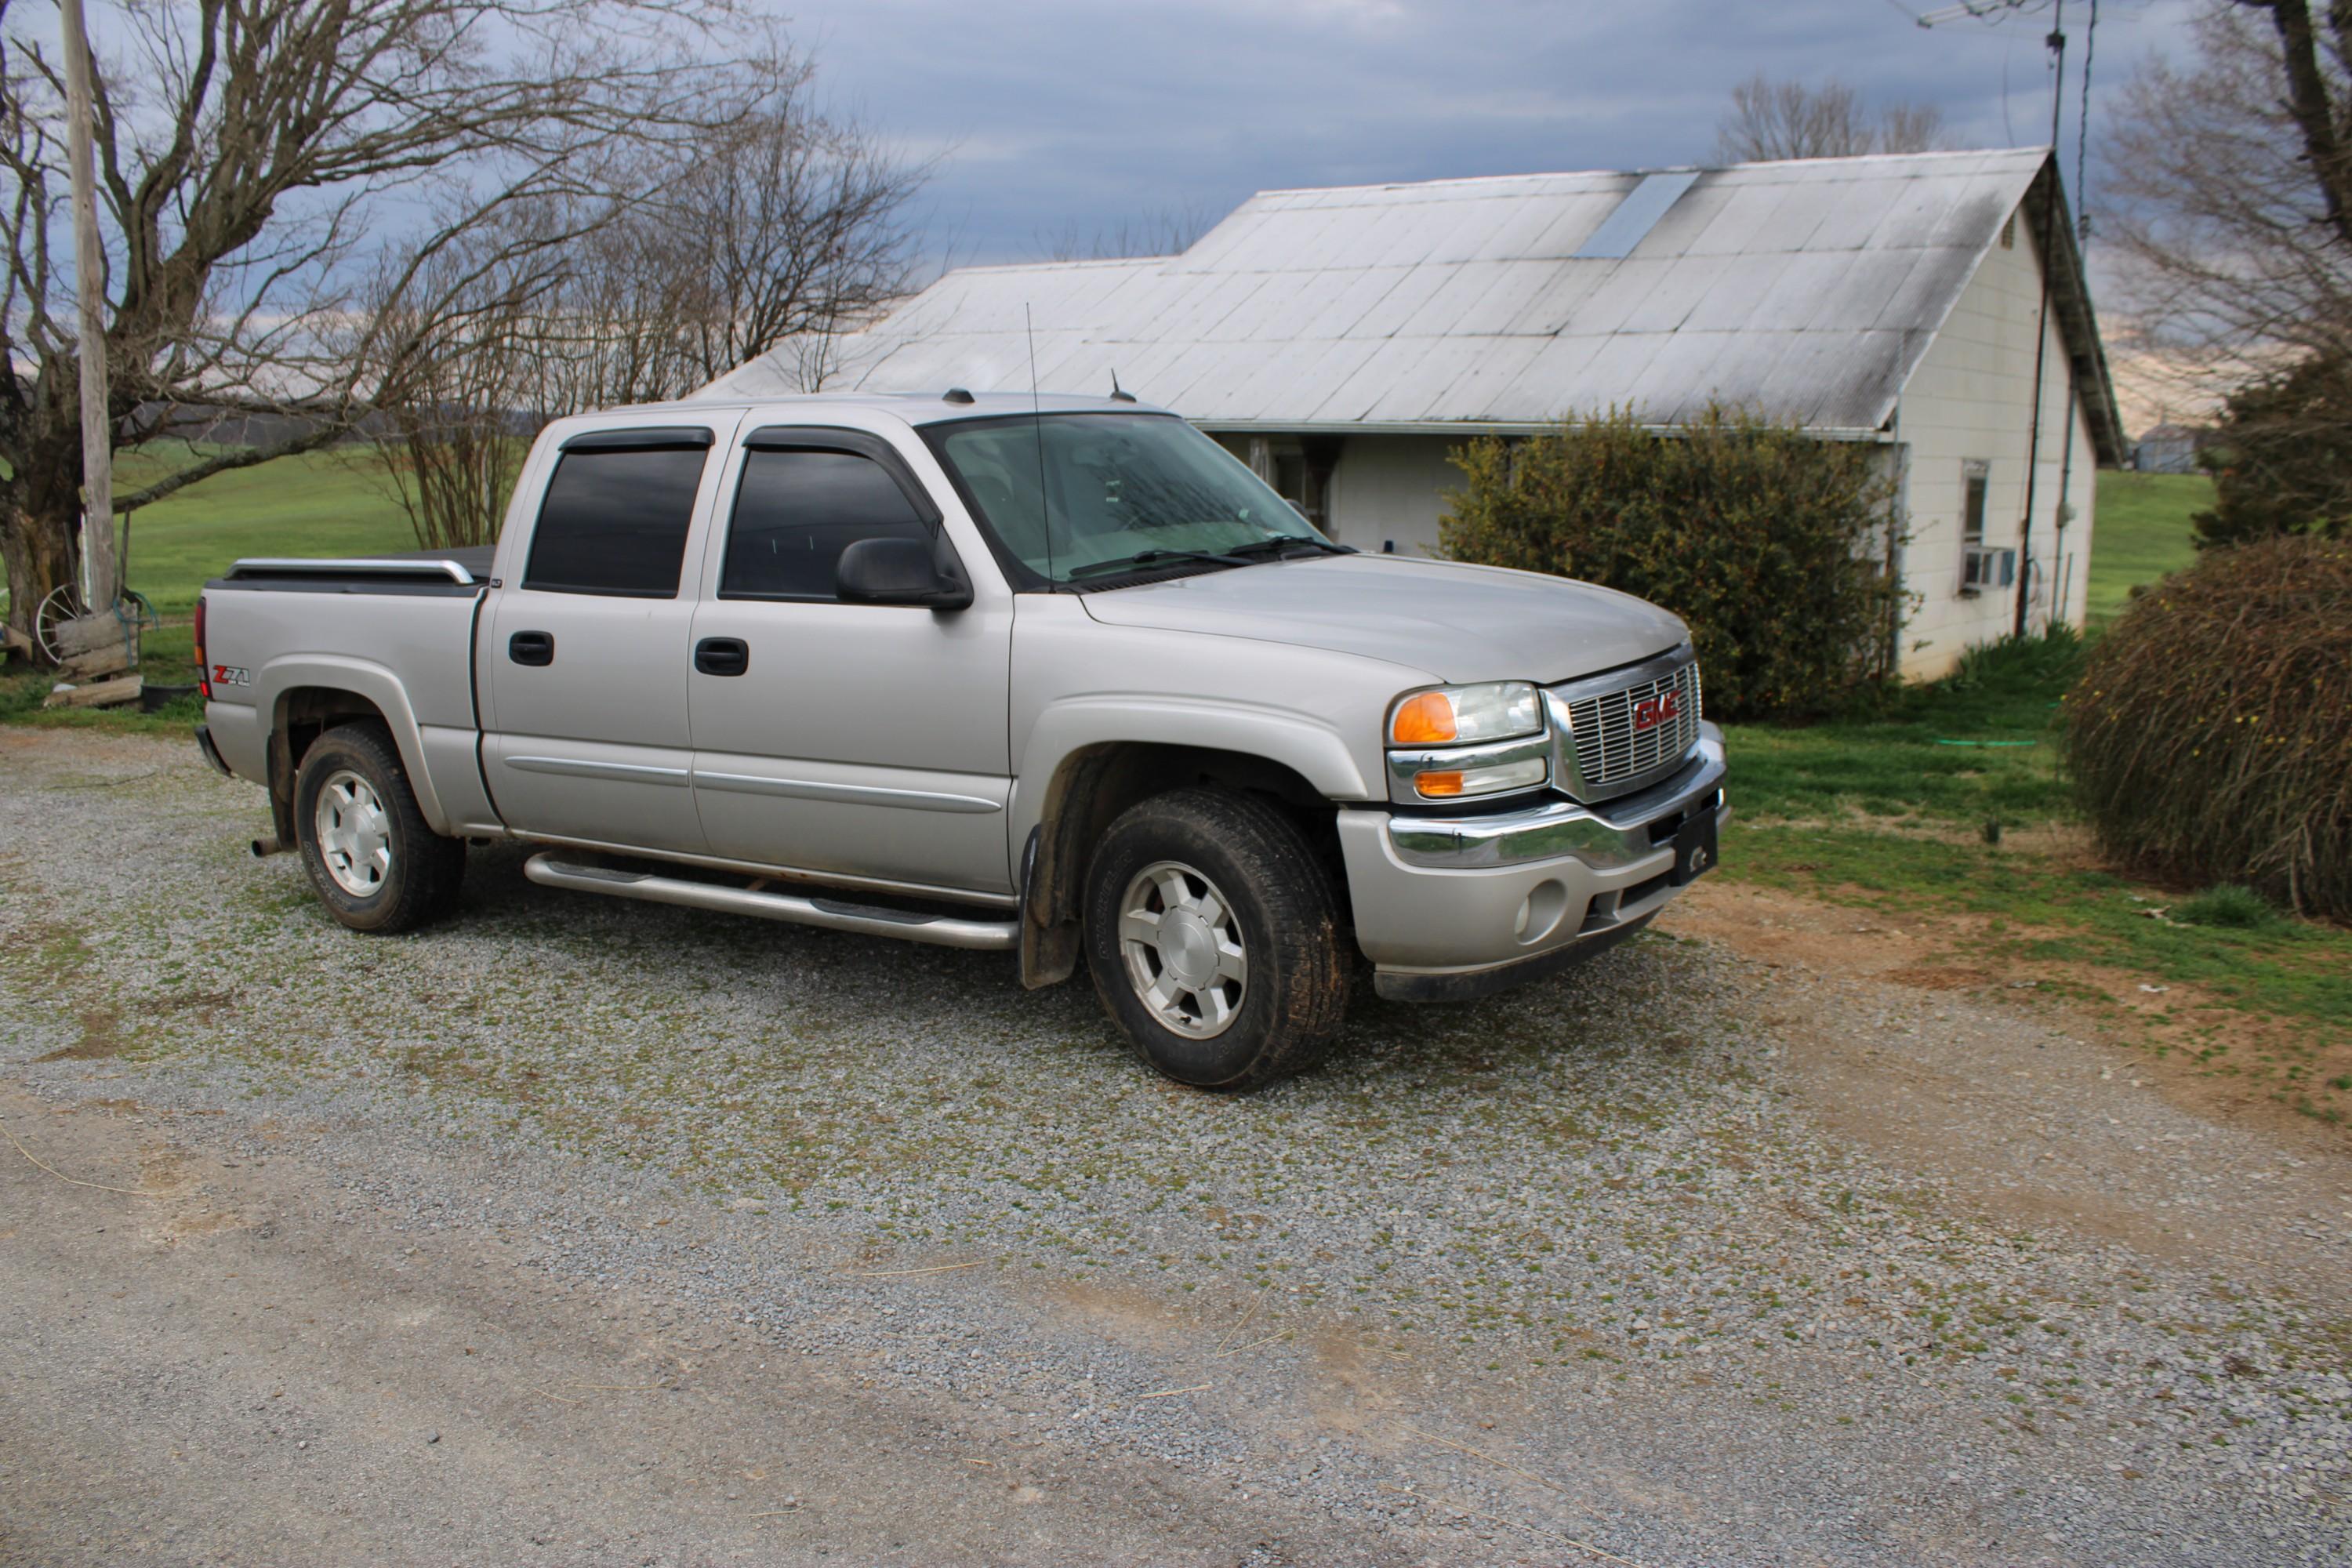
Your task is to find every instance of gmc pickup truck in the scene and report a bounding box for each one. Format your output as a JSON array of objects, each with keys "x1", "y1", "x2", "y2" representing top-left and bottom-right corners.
[{"x1": 195, "y1": 391, "x2": 1725, "y2": 1089}]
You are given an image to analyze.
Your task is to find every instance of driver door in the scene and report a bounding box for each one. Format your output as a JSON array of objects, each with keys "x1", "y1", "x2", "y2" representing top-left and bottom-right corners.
[{"x1": 686, "y1": 426, "x2": 1015, "y2": 895}]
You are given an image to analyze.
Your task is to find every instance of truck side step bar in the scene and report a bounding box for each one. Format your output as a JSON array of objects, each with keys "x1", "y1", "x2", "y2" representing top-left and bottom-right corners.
[{"x1": 522, "y1": 853, "x2": 1018, "y2": 952}]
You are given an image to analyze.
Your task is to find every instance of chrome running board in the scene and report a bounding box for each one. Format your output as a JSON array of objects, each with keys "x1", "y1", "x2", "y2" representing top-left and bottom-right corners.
[{"x1": 523, "y1": 853, "x2": 1018, "y2": 952}]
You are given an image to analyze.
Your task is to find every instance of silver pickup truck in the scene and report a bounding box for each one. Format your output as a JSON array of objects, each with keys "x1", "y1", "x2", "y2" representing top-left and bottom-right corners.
[{"x1": 195, "y1": 391, "x2": 1725, "y2": 1089}]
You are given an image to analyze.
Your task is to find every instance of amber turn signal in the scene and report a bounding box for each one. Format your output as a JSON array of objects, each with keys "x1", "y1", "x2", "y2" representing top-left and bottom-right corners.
[
  {"x1": 1390, "y1": 691, "x2": 1458, "y2": 745},
  {"x1": 1413, "y1": 770, "x2": 1465, "y2": 797}
]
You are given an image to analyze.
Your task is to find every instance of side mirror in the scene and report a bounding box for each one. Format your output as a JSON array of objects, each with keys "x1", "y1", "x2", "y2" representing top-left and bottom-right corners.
[{"x1": 835, "y1": 535, "x2": 972, "y2": 610}]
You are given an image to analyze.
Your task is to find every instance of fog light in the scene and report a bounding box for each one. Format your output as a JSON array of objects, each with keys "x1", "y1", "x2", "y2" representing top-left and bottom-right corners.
[
  {"x1": 1414, "y1": 756, "x2": 1548, "y2": 800},
  {"x1": 1515, "y1": 879, "x2": 1570, "y2": 944}
]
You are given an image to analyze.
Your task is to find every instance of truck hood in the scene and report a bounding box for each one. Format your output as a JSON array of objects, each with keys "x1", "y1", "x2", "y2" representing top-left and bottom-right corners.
[{"x1": 1077, "y1": 554, "x2": 1687, "y2": 685}]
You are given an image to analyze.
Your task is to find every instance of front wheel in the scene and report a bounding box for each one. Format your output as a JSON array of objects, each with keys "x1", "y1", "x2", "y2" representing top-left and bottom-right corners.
[
  {"x1": 292, "y1": 721, "x2": 466, "y2": 933},
  {"x1": 1083, "y1": 789, "x2": 1348, "y2": 1090}
]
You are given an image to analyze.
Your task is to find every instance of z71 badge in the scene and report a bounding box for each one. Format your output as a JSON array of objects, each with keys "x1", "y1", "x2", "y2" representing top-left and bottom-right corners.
[{"x1": 210, "y1": 664, "x2": 252, "y2": 687}]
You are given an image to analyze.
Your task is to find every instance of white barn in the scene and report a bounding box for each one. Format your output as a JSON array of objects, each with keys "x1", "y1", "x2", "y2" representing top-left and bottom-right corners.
[{"x1": 706, "y1": 147, "x2": 2123, "y2": 679}]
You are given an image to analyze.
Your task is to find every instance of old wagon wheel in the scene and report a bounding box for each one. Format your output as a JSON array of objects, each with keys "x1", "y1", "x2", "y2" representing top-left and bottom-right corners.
[{"x1": 34, "y1": 583, "x2": 89, "y2": 663}]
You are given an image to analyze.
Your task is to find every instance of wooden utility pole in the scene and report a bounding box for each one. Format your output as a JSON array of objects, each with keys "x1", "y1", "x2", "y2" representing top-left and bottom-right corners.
[{"x1": 60, "y1": 0, "x2": 116, "y2": 613}]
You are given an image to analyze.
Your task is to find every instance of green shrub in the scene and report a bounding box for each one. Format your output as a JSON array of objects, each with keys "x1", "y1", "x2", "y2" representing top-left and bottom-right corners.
[
  {"x1": 2191, "y1": 349, "x2": 2352, "y2": 549},
  {"x1": 1439, "y1": 406, "x2": 1904, "y2": 720},
  {"x1": 2062, "y1": 535, "x2": 2352, "y2": 920},
  {"x1": 2173, "y1": 885, "x2": 2281, "y2": 930}
]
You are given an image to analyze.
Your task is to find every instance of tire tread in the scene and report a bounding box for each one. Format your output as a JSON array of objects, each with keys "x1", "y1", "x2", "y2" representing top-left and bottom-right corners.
[{"x1": 293, "y1": 721, "x2": 466, "y2": 935}]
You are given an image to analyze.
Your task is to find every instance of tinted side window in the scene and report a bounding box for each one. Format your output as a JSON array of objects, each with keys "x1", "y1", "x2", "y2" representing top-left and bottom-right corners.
[
  {"x1": 522, "y1": 445, "x2": 709, "y2": 597},
  {"x1": 722, "y1": 448, "x2": 931, "y2": 601}
]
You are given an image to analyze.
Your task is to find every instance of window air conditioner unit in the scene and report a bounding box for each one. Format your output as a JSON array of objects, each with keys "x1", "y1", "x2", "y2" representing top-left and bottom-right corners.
[{"x1": 1962, "y1": 546, "x2": 2016, "y2": 592}]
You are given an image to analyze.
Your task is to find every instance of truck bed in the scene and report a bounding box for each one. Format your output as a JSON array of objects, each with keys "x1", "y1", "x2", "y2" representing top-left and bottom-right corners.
[{"x1": 198, "y1": 551, "x2": 497, "y2": 837}]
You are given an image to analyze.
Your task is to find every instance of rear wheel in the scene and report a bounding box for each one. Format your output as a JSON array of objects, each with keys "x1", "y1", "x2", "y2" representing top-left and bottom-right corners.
[
  {"x1": 292, "y1": 721, "x2": 466, "y2": 933},
  {"x1": 1083, "y1": 789, "x2": 1348, "y2": 1090}
]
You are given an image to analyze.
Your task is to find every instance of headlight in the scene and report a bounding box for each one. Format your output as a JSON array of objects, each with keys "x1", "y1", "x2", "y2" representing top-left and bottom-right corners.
[
  {"x1": 1385, "y1": 682, "x2": 1550, "y2": 802},
  {"x1": 1388, "y1": 681, "x2": 1542, "y2": 746}
]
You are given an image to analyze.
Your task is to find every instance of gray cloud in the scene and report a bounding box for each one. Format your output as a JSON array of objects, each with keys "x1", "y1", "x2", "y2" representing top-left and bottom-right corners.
[{"x1": 781, "y1": 0, "x2": 2200, "y2": 267}]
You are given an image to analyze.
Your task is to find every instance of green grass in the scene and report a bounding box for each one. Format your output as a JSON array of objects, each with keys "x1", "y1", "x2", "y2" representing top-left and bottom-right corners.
[
  {"x1": 2174, "y1": 885, "x2": 2285, "y2": 931},
  {"x1": 2, "y1": 442, "x2": 410, "y2": 733},
  {"x1": 1720, "y1": 631, "x2": 2082, "y2": 827},
  {"x1": 114, "y1": 441, "x2": 416, "y2": 614},
  {"x1": 2087, "y1": 470, "x2": 2209, "y2": 626}
]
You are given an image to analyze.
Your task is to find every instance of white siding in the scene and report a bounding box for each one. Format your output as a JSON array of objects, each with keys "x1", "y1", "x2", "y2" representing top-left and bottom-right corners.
[
  {"x1": 1323, "y1": 435, "x2": 1464, "y2": 556},
  {"x1": 1893, "y1": 212, "x2": 2099, "y2": 678}
]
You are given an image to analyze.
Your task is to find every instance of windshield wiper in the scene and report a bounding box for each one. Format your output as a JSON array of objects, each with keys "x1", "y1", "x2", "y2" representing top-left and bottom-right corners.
[
  {"x1": 1225, "y1": 535, "x2": 1356, "y2": 559},
  {"x1": 1065, "y1": 548, "x2": 1255, "y2": 580}
]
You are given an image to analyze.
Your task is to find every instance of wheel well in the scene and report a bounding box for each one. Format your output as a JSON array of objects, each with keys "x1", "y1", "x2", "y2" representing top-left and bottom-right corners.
[
  {"x1": 267, "y1": 687, "x2": 391, "y2": 844},
  {"x1": 1019, "y1": 742, "x2": 1344, "y2": 989}
]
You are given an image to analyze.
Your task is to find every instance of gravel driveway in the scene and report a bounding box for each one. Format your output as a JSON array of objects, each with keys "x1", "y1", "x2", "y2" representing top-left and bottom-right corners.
[{"x1": 2, "y1": 727, "x2": 2346, "y2": 1566}]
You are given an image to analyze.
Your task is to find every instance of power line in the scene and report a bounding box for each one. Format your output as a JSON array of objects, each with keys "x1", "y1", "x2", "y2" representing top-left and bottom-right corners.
[
  {"x1": 1910, "y1": 0, "x2": 2045, "y2": 29},
  {"x1": 2075, "y1": 0, "x2": 2099, "y2": 238}
]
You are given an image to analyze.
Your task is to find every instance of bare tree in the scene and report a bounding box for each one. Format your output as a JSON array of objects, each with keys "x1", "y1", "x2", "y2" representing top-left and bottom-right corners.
[
  {"x1": 2107, "y1": 2, "x2": 2352, "y2": 375},
  {"x1": 359, "y1": 53, "x2": 927, "y2": 546},
  {"x1": 351, "y1": 220, "x2": 562, "y2": 553},
  {"x1": 2105, "y1": 2, "x2": 2352, "y2": 543},
  {"x1": 1033, "y1": 203, "x2": 1216, "y2": 263},
  {"x1": 0, "y1": 0, "x2": 770, "y2": 658},
  {"x1": 1713, "y1": 74, "x2": 1948, "y2": 162}
]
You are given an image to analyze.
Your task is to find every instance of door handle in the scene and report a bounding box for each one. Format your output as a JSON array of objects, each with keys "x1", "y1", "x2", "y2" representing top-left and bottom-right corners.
[
  {"x1": 694, "y1": 637, "x2": 750, "y2": 677},
  {"x1": 508, "y1": 630, "x2": 554, "y2": 666}
]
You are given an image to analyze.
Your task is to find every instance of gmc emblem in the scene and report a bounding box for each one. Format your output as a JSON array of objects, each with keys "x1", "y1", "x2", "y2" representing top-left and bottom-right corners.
[{"x1": 1632, "y1": 688, "x2": 1681, "y2": 734}]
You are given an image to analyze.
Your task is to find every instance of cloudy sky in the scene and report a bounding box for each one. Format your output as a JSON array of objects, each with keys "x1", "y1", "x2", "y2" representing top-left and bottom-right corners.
[{"x1": 779, "y1": 0, "x2": 2204, "y2": 268}]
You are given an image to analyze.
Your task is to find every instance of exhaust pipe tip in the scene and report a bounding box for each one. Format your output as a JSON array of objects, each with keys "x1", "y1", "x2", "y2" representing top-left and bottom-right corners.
[{"x1": 250, "y1": 835, "x2": 286, "y2": 858}]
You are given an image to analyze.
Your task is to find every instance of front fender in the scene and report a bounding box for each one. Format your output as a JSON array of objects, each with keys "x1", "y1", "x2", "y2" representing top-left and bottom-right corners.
[{"x1": 1007, "y1": 693, "x2": 1374, "y2": 854}]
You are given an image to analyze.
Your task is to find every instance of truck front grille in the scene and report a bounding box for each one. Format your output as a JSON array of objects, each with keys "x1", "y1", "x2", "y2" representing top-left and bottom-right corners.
[{"x1": 1559, "y1": 658, "x2": 1701, "y2": 795}]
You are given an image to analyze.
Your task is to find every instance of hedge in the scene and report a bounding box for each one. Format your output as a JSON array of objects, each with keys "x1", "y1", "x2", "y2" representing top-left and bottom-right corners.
[
  {"x1": 2061, "y1": 535, "x2": 2351, "y2": 920},
  {"x1": 1438, "y1": 406, "x2": 1904, "y2": 720}
]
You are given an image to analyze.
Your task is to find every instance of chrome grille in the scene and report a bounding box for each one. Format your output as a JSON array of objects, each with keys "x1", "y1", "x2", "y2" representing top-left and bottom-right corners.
[{"x1": 1558, "y1": 657, "x2": 1701, "y2": 796}]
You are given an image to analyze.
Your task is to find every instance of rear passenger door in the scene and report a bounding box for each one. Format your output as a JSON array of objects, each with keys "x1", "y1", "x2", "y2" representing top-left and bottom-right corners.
[
  {"x1": 482, "y1": 423, "x2": 724, "y2": 855},
  {"x1": 685, "y1": 426, "x2": 1015, "y2": 895}
]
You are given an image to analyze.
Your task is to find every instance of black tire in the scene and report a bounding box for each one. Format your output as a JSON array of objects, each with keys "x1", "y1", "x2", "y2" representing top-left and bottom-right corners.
[
  {"x1": 292, "y1": 720, "x2": 466, "y2": 934},
  {"x1": 1083, "y1": 789, "x2": 1348, "y2": 1091}
]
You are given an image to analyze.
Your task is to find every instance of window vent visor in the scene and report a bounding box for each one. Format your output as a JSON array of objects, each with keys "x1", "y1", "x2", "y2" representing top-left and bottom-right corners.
[{"x1": 557, "y1": 426, "x2": 715, "y2": 452}]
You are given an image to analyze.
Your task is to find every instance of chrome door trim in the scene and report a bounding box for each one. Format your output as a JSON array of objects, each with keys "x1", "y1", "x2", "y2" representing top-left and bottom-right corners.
[
  {"x1": 504, "y1": 754, "x2": 692, "y2": 786},
  {"x1": 691, "y1": 769, "x2": 1003, "y2": 815}
]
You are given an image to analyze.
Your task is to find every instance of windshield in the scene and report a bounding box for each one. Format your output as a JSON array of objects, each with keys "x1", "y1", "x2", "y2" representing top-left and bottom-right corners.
[{"x1": 924, "y1": 413, "x2": 1328, "y2": 586}]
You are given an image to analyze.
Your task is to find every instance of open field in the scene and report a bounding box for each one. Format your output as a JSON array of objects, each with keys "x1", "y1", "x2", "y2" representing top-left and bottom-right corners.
[
  {"x1": 114, "y1": 442, "x2": 416, "y2": 615},
  {"x1": 2086, "y1": 470, "x2": 2208, "y2": 625}
]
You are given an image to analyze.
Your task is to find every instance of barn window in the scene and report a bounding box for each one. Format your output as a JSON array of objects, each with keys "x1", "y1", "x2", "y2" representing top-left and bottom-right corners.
[{"x1": 1962, "y1": 460, "x2": 1990, "y2": 546}]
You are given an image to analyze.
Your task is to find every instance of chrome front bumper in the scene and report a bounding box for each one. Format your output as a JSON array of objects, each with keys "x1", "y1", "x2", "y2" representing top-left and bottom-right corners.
[
  {"x1": 1385, "y1": 725, "x2": 1726, "y2": 871},
  {"x1": 1338, "y1": 723, "x2": 1726, "y2": 1002}
]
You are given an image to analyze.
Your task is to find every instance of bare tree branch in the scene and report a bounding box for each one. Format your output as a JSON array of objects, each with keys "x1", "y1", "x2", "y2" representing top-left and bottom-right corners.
[
  {"x1": 1714, "y1": 74, "x2": 1947, "y2": 162},
  {"x1": 0, "y1": 0, "x2": 792, "y2": 653}
]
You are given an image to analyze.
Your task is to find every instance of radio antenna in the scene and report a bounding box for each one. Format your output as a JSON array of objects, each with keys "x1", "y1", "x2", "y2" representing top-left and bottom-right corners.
[{"x1": 1026, "y1": 303, "x2": 1055, "y2": 586}]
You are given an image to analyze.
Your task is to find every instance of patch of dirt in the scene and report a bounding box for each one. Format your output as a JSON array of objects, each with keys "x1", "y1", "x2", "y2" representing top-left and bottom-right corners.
[
  {"x1": 34, "y1": 1005, "x2": 125, "y2": 1062},
  {"x1": 1669, "y1": 878, "x2": 2349, "y2": 1155},
  {"x1": 1659, "y1": 880, "x2": 2351, "y2": 1305},
  {"x1": 1876, "y1": 964, "x2": 1996, "y2": 992}
]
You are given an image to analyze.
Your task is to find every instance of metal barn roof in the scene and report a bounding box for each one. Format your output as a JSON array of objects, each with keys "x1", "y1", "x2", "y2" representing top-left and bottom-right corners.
[{"x1": 704, "y1": 148, "x2": 2124, "y2": 463}]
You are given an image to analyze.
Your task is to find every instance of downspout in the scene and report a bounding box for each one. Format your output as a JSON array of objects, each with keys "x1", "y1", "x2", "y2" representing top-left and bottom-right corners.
[{"x1": 2051, "y1": 361, "x2": 2079, "y2": 630}]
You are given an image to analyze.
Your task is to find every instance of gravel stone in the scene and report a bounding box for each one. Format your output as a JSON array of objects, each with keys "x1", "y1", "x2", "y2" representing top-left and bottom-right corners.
[{"x1": 1, "y1": 728, "x2": 2347, "y2": 1565}]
